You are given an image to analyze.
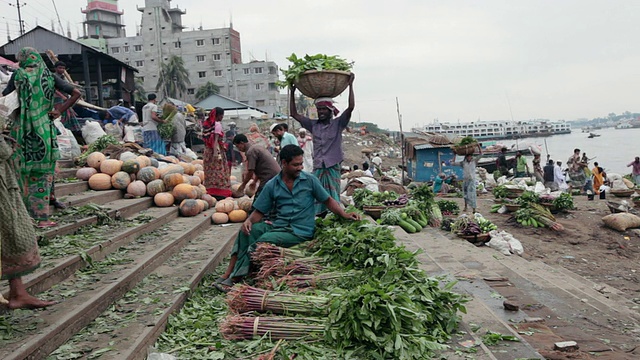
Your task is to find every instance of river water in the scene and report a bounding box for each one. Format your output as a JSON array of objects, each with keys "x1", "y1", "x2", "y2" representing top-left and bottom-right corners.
[{"x1": 509, "y1": 127, "x2": 638, "y2": 175}]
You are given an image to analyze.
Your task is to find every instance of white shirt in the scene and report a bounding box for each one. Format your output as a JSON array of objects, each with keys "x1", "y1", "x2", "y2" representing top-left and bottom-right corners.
[
  {"x1": 364, "y1": 169, "x2": 373, "y2": 177},
  {"x1": 142, "y1": 102, "x2": 159, "y2": 131},
  {"x1": 554, "y1": 165, "x2": 565, "y2": 184},
  {"x1": 372, "y1": 156, "x2": 382, "y2": 166}
]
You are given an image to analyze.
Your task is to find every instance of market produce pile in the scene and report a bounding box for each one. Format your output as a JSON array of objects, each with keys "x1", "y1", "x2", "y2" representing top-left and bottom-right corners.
[
  {"x1": 278, "y1": 53, "x2": 354, "y2": 88},
  {"x1": 491, "y1": 188, "x2": 571, "y2": 231},
  {"x1": 156, "y1": 210, "x2": 467, "y2": 359},
  {"x1": 71, "y1": 135, "x2": 252, "y2": 223}
]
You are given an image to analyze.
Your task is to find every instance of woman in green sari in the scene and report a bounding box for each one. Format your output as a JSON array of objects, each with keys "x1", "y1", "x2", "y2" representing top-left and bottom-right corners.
[{"x1": 2, "y1": 47, "x2": 81, "y2": 228}]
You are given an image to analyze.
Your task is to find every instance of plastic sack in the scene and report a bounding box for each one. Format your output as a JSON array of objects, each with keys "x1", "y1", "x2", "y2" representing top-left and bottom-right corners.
[
  {"x1": 487, "y1": 230, "x2": 524, "y2": 256},
  {"x1": 105, "y1": 123, "x2": 123, "y2": 142},
  {"x1": 54, "y1": 119, "x2": 81, "y2": 160},
  {"x1": 602, "y1": 213, "x2": 640, "y2": 232},
  {"x1": 82, "y1": 120, "x2": 107, "y2": 145},
  {"x1": 184, "y1": 147, "x2": 198, "y2": 160}
]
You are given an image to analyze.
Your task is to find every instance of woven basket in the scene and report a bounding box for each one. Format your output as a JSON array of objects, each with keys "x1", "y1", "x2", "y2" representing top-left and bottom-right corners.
[
  {"x1": 294, "y1": 70, "x2": 351, "y2": 99},
  {"x1": 611, "y1": 189, "x2": 634, "y2": 198},
  {"x1": 504, "y1": 204, "x2": 521, "y2": 212},
  {"x1": 452, "y1": 143, "x2": 478, "y2": 156},
  {"x1": 457, "y1": 232, "x2": 491, "y2": 245}
]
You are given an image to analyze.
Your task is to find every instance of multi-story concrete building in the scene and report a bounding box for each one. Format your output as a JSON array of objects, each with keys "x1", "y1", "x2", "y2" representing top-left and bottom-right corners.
[
  {"x1": 89, "y1": 0, "x2": 281, "y2": 116},
  {"x1": 79, "y1": 0, "x2": 126, "y2": 51}
]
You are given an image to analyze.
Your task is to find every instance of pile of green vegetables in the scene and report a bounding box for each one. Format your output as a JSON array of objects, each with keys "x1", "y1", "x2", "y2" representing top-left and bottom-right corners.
[
  {"x1": 157, "y1": 209, "x2": 468, "y2": 359},
  {"x1": 74, "y1": 135, "x2": 120, "y2": 166},
  {"x1": 379, "y1": 204, "x2": 429, "y2": 233},
  {"x1": 551, "y1": 193, "x2": 574, "y2": 211},
  {"x1": 437, "y1": 200, "x2": 460, "y2": 215},
  {"x1": 352, "y1": 188, "x2": 402, "y2": 208},
  {"x1": 279, "y1": 53, "x2": 353, "y2": 88},
  {"x1": 157, "y1": 104, "x2": 177, "y2": 140},
  {"x1": 492, "y1": 185, "x2": 509, "y2": 199}
]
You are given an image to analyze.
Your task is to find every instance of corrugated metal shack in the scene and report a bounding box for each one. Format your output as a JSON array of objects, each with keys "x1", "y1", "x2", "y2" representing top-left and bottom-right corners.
[
  {"x1": 404, "y1": 136, "x2": 462, "y2": 182},
  {"x1": 0, "y1": 26, "x2": 137, "y2": 107}
]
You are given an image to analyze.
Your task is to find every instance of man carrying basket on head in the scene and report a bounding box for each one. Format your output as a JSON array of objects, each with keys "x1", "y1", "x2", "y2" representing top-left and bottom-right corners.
[{"x1": 289, "y1": 73, "x2": 355, "y2": 216}]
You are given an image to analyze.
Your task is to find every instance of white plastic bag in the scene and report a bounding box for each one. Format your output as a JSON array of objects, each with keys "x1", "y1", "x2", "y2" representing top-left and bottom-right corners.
[
  {"x1": 54, "y1": 119, "x2": 81, "y2": 160},
  {"x1": 184, "y1": 147, "x2": 198, "y2": 160},
  {"x1": 105, "y1": 122, "x2": 123, "y2": 142},
  {"x1": 487, "y1": 230, "x2": 524, "y2": 256},
  {"x1": 82, "y1": 120, "x2": 107, "y2": 145}
]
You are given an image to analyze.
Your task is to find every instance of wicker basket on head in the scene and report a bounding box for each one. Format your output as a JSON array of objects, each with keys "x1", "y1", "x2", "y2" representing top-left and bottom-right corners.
[
  {"x1": 452, "y1": 143, "x2": 478, "y2": 156},
  {"x1": 294, "y1": 70, "x2": 351, "y2": 99}
]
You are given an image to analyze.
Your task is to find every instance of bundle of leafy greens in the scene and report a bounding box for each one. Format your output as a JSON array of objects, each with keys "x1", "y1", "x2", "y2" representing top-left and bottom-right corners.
[
  {"x1": 279, "y1": 53, "x2": 354, "y2": 88},
  {"x1": 456, "y1": 136, "x2": 477, "y2": 146},
  {"x1": 74, "y1": 134, "x2": 120, "y2": 166},
  {"x1": 157, "y1": 103, "x2": 177, "y2": 140}
]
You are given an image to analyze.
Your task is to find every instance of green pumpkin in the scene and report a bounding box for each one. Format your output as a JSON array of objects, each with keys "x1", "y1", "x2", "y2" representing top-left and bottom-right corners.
[{"x1": 121, "y1": 159, "x2": 141, "y2": 174}]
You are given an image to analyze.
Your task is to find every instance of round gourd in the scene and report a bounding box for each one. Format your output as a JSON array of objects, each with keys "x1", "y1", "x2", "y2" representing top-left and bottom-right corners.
[
  {"x1": 188, "y1": 176, "x2": 202, "y2": 186},
  {"x1": 163, "y1": 173, "x2": 184, "y2": 189},
  {"x1": 172, "y1": 183, "x2": 198, "y2": 203},
  {"x1": 194, "y1": 164, "x2": 204, "y2": 172},
  {"x1": 147, "y1": 179, "x2": 166, "y2": 197},
  {"x1": 119, "y1": 151, "x2": 137, "y2": 161},
  {"x1": 136, "y1": 155, "x2": 151, "y2": 168},
  {"x1": 193, "y1": 184, "x2": 205, "y2": 198},
  {"x1": 192, "y1": 159, "x2": 204, "y2": 166},
  {"x1": 182, "y1": 174, "x2": 191, "y2": 184},
  {"x1": 127, "y1": 180, "x2": 147, "y2": 197},
  {"x1": 215, "y1": 199, "x2": 235, "y2": 213},
  {"x1": 184, "y1": 163, "x2": 196, "y2": 175},
  {"x1": 201, "y1": 194, "x2": 217, "y2": 208},
  {"x1": 154, "y1": 192, "x2": 175, "y2": 207},
  {"x1": 150, "y1": 158, "x2": 160, "y2": 168},
  {"x1": 228, "y1": 210, "x2": 248, "y2": 223},
  {"x1": 159, "y1": 164, "x2": 185, "y2": 177},
  {"x1": 121, "y1": 159, "x2": 141, "y2": 174},
  {"x1": 231, "y1": 183, "x2": 243, "y2": 198},
  {"x1": 236, "y1": 197, "x2": 253, "y2": 212},
  {"x1": 100, "y1": 159, "x2": 123, "y2": 176},
  {"x1": 86, "y1": 152, "x2": 106, "y2": 169},
  {"x1": 137, "y1": 166, "x2": 160, "y2": 183},
  {"x1": 76, "y1": 167, "x2": 98, "y2": 181},
  {"x1": 165, "y1": 156, "x2": 179, "y2": 164},
  {"x1": 197, "y1": 199, "x2": 209, "y2": 211},
  {"x1": 111, "y1": 171, "x2": 131, "y2": 190},
  {"x1": 194, "y1": 170, "x2": 205, "y2": 183},
  {"x1": 179, "y1": 199, "x2": 201, "y2": 217},
  {"x1": 88, "y1": 173, "x2": 112, "y2": 190},
  {"x1": 211, "y1": 212, "x2": 229, "y2": 224}
]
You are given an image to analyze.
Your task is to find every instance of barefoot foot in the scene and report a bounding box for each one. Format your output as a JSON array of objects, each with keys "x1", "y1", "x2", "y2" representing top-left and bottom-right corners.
[{"x1": 8, "y1": 295, "x2": 57, "y2": 310}]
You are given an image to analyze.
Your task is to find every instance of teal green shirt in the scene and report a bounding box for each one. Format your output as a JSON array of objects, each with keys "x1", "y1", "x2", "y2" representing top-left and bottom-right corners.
[
  {"x1": 279, "y1": 132, "x2": 298, "y2": 148},
  {"x1": 516, "y1": 156, "x2": 528, "y2": 172},
  {"x1": 253, "y1": 171, "x2": 330, "y2": 238}
]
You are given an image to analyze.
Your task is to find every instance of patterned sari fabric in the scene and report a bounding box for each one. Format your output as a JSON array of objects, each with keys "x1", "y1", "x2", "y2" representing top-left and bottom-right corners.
[
  {"x1": 1, "y1": 117, "x2": 41, "y2": 280},
  {"x1": 203, "y1": 141, "x2": 231, "y2": 198},
  {"x1": 143, "y1": 130, "x2": 166, "y2": 155},
  {"x1": 313, "y1": 163, "x2": 341, "y2": 215},
  {"x1": 10, "y1": 47, "x2": 58, "y2": 221}
]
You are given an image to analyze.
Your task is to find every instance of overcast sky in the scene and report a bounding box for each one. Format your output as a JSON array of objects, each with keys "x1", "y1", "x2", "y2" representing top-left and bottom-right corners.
[{"x1": 2, "y1": 0, "x2": 639, "y2": 130}]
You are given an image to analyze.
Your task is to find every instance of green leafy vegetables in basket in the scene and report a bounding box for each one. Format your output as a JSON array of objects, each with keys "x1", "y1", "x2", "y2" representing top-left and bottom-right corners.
[
  {"x1": 456, "y1": 136, "x2": 477, "y2": 147},
  {"x1": 278, "y1": 53, "x2": 354, "y2": 88},
  {"x1": 157, "y1": 103, "x2": 177, "y2": 140},
  {"x1": 437, "y1": 200, "x2": 459, "y2": 215},
  {"x1": 352, "y1": 188, "x2": 399, "y2": 208}
]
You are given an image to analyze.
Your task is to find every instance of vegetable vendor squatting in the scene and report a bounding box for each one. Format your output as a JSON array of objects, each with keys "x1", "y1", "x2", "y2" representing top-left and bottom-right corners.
[
  {"x1": 215, "y1": 144, "x2": 360, "y2": 291},
  {"x1": 289, "y1": 73, "x2": 356, "y2": 216}
]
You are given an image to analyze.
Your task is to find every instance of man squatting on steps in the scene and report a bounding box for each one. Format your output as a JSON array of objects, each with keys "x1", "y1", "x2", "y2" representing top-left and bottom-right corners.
[
  {"x1": 214, "y1": 144, "x2": 361, "y2": 291},
  {"x1": 289, "y1": 73, "x2": 356, "y2": 216}
]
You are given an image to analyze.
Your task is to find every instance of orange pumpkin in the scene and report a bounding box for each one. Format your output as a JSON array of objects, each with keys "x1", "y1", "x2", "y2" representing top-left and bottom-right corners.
[
  {"x1": 100, "y1": 159, "x2": 123, "y2": 176},
  {"x1": 192, "y1": 159, "x2": 204, "y2": 166},
  {"x1": 127, "y1": 180, "x2": 147, "y2": 197},
  {"x1": 163, "y1": 173, "x2": 184, "y2": 189},
  {"x1": 236, "y1": 197, "x2": 253, "y2": 212},
  {"x1": 137, "y1": 166, "x2": 160, "y2": 183},
  {"x1": 147, "y1": 179, "x2": 166, "y2": 197},
  {"x1": 111, "y1": 171, "x2": 132, "y2": 190},
  {"x1": 76, "y1": 167, "x2": 98, "y2": 181},
  {"x1": 159, "y1": 164, "x2": 185, "y2": 178},
  {"x1": 182, "y1": 174, "x2": 191, "y2": 184},
  {"x1": 193, "y1": 184, "x2": 205, "y2": 198},
  {"x1": 172, "y1": 183, "x2": 198, "y2": 203},
  {"x1": 179, "y1": 199, "x2": 201, "y2": 217},
  {"x1": 215, "y1": 199, "x2": 235, "y2": 213},
  {"x1": 194, "y1": 164, "x2": 204, "y2": 172},
  {"x1": 88, "y1": 173, "x2": 112, "y2": 190},
  {"x1": 154, "y1": 192, "x2": 175, "y2": 207},
  {"x1": 194, "y1": 170, "x2": 205, "y2": 183},
  {"x1": 228, "y1": 210, "x2": 248, "y2": 223},
  {"x1": 188, "y1": 176, "x2": 202, "y2": 186},
  {"x1": 195, "y1": 199, "x2": 207, "y2": 212},
  {"x1": 87, "y1": 152, "x2": 106, "y2": 169},
  {"x1": 211, "y1": 212, "x2": 229, "y2": 224},
  {"x1": 136, "y1": 155, "x2": 151, "y2": 168}
]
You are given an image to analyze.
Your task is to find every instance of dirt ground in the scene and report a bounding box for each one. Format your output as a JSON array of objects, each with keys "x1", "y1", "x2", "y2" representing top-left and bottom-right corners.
[{"x1": 443, "y1": 193, "x2": 640, "y2": 301}]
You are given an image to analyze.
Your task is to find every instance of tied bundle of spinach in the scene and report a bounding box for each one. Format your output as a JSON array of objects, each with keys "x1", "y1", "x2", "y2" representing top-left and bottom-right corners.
[
  {"x1": 552, "y1": 193, "x2": 574, "y2": 211},
  {"x1": 279, "y1": 53, "x2": 354, "y2": 88}
]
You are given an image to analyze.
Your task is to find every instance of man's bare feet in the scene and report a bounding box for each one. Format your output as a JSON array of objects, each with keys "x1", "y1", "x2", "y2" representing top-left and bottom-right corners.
[{"x1": 7, "y1": 294, "x2": 57, "y2": 310}]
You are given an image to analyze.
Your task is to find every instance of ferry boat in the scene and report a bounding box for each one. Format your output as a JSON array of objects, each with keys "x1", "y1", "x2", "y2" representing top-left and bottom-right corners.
[{"x1": 421, "y1": 120, "x2": 571, "y2": 140}]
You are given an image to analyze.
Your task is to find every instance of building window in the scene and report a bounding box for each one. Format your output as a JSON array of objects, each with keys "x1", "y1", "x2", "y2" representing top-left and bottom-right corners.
[
  {"x1": 256, "y1": 100, "x2": 265, "y2": 107},
  {"x1": 198, "y1": 71, "x2": 206, "y2": 78},
  {"x1": 111, "y1": 47, "x2": 120, "y2": 54},
  {"x1": 214, "y1": 70, "x2": 223, "y2": 77},
  {"x1": 196, "y1": 39, "x2": 205, "y2": 47},
  {"x1": 243, "y1": 68, "x2": 250, "y2": 75},
  {"x1": 255, "y1": 83, "x2": 262, "y2": 90},
  {"x1": 135, "y1": 60, "x2": 144, "y2": 67},
  {"x1": 213, "y1": 54, "x2": 221, "y2": 61},
  {"x1": 212, "y1": 38, "x2": 220, "y2": 45},
  {"x1": 196, "y1": 55, "x2": 205, "y2": 62},
  {"x1": 187, "y1": 88, "x2": 195, "y2": 95},
  {"x1": 134, "y1": 45, "x2": 143, "y2": 52},
  {"x1": 269, "y1": 83, "x2": 277, "y2": 91},
  {"x1": 254, "y1": 67, "x2": 263, "y2": 74},
  {"x1": 174, "y1": 41, "x2": 181, "y2": 49},
  {"x1": 123, "y1": 45, "x2": 129, "y2": 53}
]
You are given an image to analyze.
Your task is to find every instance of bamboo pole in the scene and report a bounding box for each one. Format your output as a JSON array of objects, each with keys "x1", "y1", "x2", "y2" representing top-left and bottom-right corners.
[{"x1": 396, "y1": 97, "x2": 405, "y2": 185}]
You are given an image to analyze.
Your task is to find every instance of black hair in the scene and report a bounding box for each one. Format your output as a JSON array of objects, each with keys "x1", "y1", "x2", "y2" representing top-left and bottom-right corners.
[
  {"x1": 214, "y1": 107, "x2": 224, "y2": 116},
  {"x1": 147, "y1": 93, "x2": 157, "y2": 101},
  {"x1": 279, "y1": 123, "x2": 289, "y2": 131},
  {"x1": 54, "y1": 61, "x2": 66, "y2": 68},
  {"x1": 98, "y1": 110, "x2": 108, "y2": 120},
  {"x1": 362, "y1": 162, "x2": 370, "y2": 171},
  {"x1": 594, "y1": 162, "x2": 599, "y2": 166},
  {"x1": 272, "y1": 124, "x2": 284, "y2": 132},
  {"x1": 233, "y1": 133, "x2": 248, "y2": 144},
  {"x1": 280, "y1": 144, "x2": 303, "y2": 163},
  {"x1": 574, "y1": 148, "x2": 580, "y2": 153},
  {"x1": 548, "y1": 159, "x2": 554, "y2": 165},
  {"x1": 353, "y1": 165, "x2": 359, "y2": 170}
]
